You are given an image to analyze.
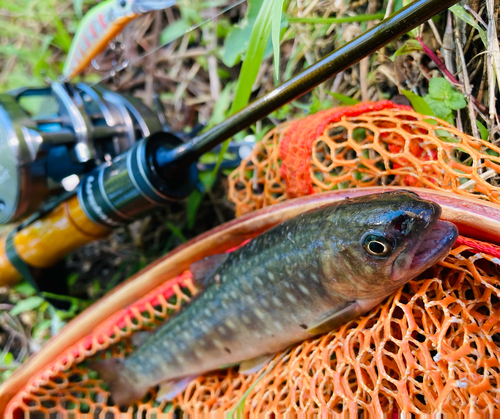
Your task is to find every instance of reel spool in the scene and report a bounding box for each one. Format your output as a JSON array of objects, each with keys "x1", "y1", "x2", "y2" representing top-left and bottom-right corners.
[{"x1": 0, "y1": 82, "x2": 163, "y2": 224}]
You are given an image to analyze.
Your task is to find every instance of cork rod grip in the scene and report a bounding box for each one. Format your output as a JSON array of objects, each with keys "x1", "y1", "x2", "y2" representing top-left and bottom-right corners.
[{"x1": 0, "y1": 196, "x2": 110, "y2": 286}]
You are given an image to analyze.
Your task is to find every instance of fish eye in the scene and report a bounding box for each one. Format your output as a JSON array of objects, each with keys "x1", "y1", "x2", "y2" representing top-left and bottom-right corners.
[
  {"x1": 362, "y1": 234, "x2": 393, "y2": 257},
  {"x1": 119, "y1": 0, "x2": 127, "y2": 7}
]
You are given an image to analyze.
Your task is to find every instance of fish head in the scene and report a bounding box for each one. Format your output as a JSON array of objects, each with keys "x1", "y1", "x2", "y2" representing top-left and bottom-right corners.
[{"x1": 321, "y1": 190, "x2": 458, "y2": 299}]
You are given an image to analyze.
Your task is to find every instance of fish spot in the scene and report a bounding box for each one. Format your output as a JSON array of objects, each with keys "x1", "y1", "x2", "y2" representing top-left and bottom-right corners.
[
  {"x1": 229, "y1": 290, "x2": 238, "y2": 299},
  {"x1": 224, "y1": 347, "x2": 231, "y2": 354},
  {"x1": 214, "y1": 274, "x2": 221, "y2": 286},
  {"x1": 254, "y1": 276, "x2": 264, "y2": 286},
  {"x1": 297, "y1": 272, "x2": 305, "y2": 280},
  {"x1": 299, "y1": 324, "x2": 308, "y2": 329},
  {"x1": 261, "y1": 299, "x2": 270, "y2": 308},
  {"x1": 254, "y1": 309, "x2": 266, "y2": 320},
  {"x1": 272, "y1": 297, "x2": 283, "y2": 307},
  {"x1": 242, "y1": 315, "x2": 252, "y2": 325},
  {"x1": 286, "y1": 292, "x2": 298, "y2": 304},
  {"x1": 218, "y1": 326, "x2": 228, "y2": 335},
  {"x1": 213, "y1": 339, "x2": 224, "y2": 349},
  {"x1": 268, "y1": 272, "x2": 275, "y2": 280},
  {"x1": 298, "y1": 284, "x2": 310, "y2": 296},
  {"x1": 226, "y1": 319, "x2": 236, "y2": 329}
]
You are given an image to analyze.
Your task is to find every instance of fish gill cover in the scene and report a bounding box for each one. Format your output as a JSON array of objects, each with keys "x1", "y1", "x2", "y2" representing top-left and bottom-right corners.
[{"x1": 5, "y1": 103, "x2": 500, "y2": 416}]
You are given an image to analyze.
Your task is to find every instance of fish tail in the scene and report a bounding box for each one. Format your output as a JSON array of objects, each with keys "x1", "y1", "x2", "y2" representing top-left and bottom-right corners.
[{"x1": 90, "y1": 358, "x2": 145, "y2": 406}]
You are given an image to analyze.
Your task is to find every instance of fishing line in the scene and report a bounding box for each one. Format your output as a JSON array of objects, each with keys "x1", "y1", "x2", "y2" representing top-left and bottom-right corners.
[{"x1": 92, "y1": 0, "x2": 246, "y2": 85}]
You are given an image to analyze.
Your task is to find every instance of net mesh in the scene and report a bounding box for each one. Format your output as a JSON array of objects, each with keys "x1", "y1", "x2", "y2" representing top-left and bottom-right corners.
[
  {"x1": 228, "y1": 102, "x2": 500, "y2": 216},
  {"x1": 6, "y1": 102, "x2": 500, "y2": 416}
]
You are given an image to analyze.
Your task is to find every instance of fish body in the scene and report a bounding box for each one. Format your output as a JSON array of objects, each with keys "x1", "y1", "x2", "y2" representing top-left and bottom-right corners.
[
  {"x1": 92, "y1": 190, "x2": 458, "y2": 405},
  {"x1": 62, "y1": 0, "x2": 176, "y2": 79}
]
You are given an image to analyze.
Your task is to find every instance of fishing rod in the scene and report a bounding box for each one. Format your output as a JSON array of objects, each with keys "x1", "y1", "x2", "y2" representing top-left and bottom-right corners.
[{"x1": 0, "y1": 0, "x2": 460, "y2": 288}]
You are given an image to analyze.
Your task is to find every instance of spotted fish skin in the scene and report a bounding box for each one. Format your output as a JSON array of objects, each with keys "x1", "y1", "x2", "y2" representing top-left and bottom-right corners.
[{"x1": 92, "y1": 190, "x2": 458, "y2": 405}]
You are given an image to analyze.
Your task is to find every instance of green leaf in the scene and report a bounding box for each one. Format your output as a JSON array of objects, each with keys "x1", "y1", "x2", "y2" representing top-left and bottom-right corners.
[
  {"x1": 205, "y1": 81, "x2": 236, "y2": 129},
  {"x1": 160, "y1": 18, "x2": 192, "y2": 45},
  {"x1": 67, "y1": 273, "x2": 79, "y2": 287},
  {"x1": 0, "y1": 352, "x2": 14, "y2": 366},
  {"x1": 13, "y1": 282, "x2": 37, "y2": 296},
  {"x1": 165, "y1": 222, "x2": 187, "y2": 243},
  {"x1": 272, "y1": 0, "x2": 286, "y2": 84},
  {"x1": 32, "y1": 319, "x2": 52, "y2": 339},
  {"x1": 73, "y1": 0, "x2": 84, "y2": 18},
  {"x1": 230, "y1": 0, "x2": 274, "y2": 115},
  {"x1": 428, "y1": 77, "x2": 451, "y2": 99},
  {"x1": 424, "y1": 78, "x2": 466, "y2": 121},
  {"x1": 401, "y1": 90, "x2": 435, "y2": 117},
  {"x1": 50, "y1": 311, "x2": 65, "y2": 335},
  {"x1": 450, "y1": 5, "x2": 487, "y2": 47},
  {"x1": 389, "y1": 39, "x2": 422, "y2": 61},
  {"x1": 327, "y1": 92, "x2": 360, "y2": 105},
  {"x1": 10, "y1": 296, "x2": 44, "y2": 316},
  {"x1": 424, "y1": 96, "x2": 452, "y2": 120},
  {"x1": 445, "y1": 92, "x2": 467, "y2": 110},
  {"x1": 476, "y1": 121, "x2": 489, "y2": 141},
  {"x1": 186, "y1": 189, "x2": 204, "y2": 229},
  {"x1": 222, "y1": 0, "x2": 265, "y2": 67}
]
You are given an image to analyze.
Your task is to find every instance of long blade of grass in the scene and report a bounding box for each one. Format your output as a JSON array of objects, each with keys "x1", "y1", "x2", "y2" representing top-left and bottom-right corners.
[
  {"x1": 272, "y1": 0, "x2": 285, "y2": 84},
  {"x1": 210, "y1": 0, "x2": 275, "y2": 181}
]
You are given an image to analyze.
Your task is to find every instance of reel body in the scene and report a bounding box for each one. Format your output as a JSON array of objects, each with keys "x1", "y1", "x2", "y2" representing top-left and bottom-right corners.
[{"x1": 0, "y1": 82, "x2": 163, "y2": 224}]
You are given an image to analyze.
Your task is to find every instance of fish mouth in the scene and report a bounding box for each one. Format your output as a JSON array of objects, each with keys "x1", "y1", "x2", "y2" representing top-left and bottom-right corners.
[{"x1": 407, "y1": 220, "x2": 458, "y2": 274}]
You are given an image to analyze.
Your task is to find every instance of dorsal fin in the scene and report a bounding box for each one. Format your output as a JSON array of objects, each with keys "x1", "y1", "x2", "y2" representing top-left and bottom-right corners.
[{"x1": 190, "y1": 254, "x2": 228, "y2": 287}]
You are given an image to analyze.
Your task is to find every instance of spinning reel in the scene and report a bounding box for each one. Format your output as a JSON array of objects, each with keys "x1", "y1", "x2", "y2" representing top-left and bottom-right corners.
[{"x1": 0, "y1": 82, "x2": 164, "y2": 224}]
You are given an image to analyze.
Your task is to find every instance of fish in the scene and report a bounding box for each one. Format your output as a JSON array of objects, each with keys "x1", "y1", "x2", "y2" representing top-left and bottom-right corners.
[
  {"x1": 91, "y1": 190, "x2": 458, "y2": 406},
  {"x1": 62, "y1": 0, "x2": 176, "y2": 80}
]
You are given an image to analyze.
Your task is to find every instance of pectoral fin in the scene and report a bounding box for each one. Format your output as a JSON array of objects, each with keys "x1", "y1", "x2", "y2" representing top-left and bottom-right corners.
[
  {"x1": 190, "y1": 254, "x2": 228, "y2": 287},
  {"x1": 306, "y1": 296, "x2": 388, "y2": 335},
  {"x1": 156, "y1": 375, "x2": 199, "y2": 402},
  {"x1": 238, "y1": 354, "x2": 275, "y2": 375},
  {"x1": 306, "y1": 301, "x2": 357, "y2": 335}
]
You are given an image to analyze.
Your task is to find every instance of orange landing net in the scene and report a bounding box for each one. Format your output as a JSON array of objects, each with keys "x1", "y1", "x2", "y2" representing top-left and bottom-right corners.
[{"x1": 6, "y1": 102, "x2": 500, "y2": 416}]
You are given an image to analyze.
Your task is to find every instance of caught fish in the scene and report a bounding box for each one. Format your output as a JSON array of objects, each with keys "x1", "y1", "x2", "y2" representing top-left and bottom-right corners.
[
  {"x1": 91, "y1": 190, "x2": 458, "y2": 406},
  {"x1": 62, "y1": 0, "x2": 176, "y2": 79}
]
